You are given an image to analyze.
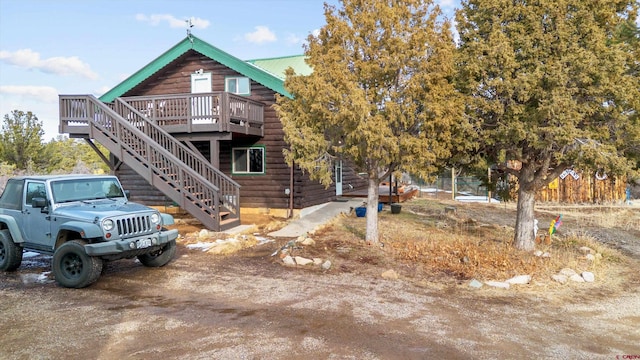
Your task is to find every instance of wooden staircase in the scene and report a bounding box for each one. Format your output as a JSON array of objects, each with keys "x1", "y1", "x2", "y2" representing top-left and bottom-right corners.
[{"x1": 59, "y1": 95, "x2": 241, "y2": 231}]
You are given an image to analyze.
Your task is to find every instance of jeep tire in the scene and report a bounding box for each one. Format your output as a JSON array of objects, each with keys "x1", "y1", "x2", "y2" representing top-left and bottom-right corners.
[
  {"x1": 52, "y1": 240, "x2": 103, "y2": 288},
  {"x1": 0, "y1": 229, "x2": 23, "y2": 271},
  {"x1": 137, "y1": 240, "x2": 176, "y2": 267}
]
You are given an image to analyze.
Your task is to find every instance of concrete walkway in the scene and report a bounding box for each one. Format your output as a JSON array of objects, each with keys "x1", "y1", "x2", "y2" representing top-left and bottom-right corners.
[{"x1": 268, "y1": 198, "x2": 365, "y2": 238}]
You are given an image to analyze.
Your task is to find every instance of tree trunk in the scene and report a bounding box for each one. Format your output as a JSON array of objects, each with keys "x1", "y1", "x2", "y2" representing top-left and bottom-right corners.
[
  {"x1": 365, "y1": 177, "x2": 379, "y2": 244},
  {"x1": 514, "y1": 184, "x2": 536, "y2": 251}
]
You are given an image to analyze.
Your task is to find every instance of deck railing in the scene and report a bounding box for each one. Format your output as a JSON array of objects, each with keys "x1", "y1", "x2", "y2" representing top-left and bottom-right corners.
[
  {"x1": 59, "y1": 94, "x2": 240, "y2": 230},
  {"x1": 120, "y1": 92, "x2": 264, "y2": 135}
]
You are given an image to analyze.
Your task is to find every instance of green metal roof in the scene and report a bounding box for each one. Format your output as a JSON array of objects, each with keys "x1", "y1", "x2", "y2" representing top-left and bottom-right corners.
[
  {"x1": 99, "y1": 35, "x2": 291, "y2": 102},
  {"x1": 246, "y1": 55, "x2": 312, "y2": 78}
]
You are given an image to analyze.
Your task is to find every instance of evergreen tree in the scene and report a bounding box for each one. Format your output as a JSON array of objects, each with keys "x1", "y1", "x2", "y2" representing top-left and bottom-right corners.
[
  {"x1": 456, "y1": 0, "x2": 640, "y2": 250},
  {"x1": 0, "y1": 110, "x2": 45, "y2": 170},
  {"x1": 275, "y1": 0, "x2": 467, "y2": 244}
]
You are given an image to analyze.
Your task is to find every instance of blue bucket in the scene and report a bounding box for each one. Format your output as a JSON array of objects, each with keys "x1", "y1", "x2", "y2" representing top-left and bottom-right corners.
[
  {"x1": 355, "y1": 207, "x2": 366, "y2": 217},
  {"x1": 378, "y1": 202, "x2": 383, "y2": 212}
]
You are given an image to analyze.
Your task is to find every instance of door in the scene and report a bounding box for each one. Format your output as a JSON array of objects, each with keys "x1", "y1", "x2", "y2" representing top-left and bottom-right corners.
[
  {"x1": 335, "y1": 160, "x2": 343, "y2": 196},
  {"x1": 24, "y1": 181, "x2": 51, "y2": 247},
  {"x1": 191, "y1": 72, "x2": 213, "y2": 123}
]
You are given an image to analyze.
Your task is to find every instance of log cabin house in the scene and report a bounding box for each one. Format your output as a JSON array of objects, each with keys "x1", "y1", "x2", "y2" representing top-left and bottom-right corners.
[{"x1": 59, "y1": 35, "x2": 367, "y2": 231}]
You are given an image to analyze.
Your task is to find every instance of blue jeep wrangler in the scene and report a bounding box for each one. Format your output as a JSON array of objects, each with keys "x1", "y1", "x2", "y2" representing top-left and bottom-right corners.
[{"x1": 0, "y1": 174, "x2": 179, "y2": 288}]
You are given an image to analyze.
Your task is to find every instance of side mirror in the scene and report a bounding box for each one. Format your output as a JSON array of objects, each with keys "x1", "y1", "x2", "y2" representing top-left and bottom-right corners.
[
  {"x1": 32, "y1": 197, "x2": 49, "y2": 213},
  {"x1": 32, "y1": 197, "x2": 47, "y2": 208}
]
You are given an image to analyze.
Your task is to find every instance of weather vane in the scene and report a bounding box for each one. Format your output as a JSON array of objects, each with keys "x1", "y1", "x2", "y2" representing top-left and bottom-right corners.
[{"x1": 186, "y1": 18, "x2": 194, "y2": 44}]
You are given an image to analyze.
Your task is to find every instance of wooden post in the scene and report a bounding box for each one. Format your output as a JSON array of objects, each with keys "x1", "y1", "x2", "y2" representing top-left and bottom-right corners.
[
  {"x1": 451, "y1": 167, "x2": 456, "y2": 201},
  {"x1": 487, "y1": 167, "x2": 491, "y2": 203}
]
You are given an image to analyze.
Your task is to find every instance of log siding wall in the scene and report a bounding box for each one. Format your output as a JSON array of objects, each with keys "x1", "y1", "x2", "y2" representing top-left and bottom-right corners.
[{"x1": 114, "y1": 50, "x2": 368, "y2": 210}]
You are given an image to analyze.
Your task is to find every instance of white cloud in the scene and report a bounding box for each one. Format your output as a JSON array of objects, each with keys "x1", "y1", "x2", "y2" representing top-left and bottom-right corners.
[
  {"x1": 135, "y1": 14, "x2": 210, "y2": 29},
  {"x1": 0, "y1": 87, "x2": 61, "y2": 138},
  {"x1": 285, "y1": 33, "x2": 303, "y2": 46},
  {"x1": 436, "y1": 0, "x2": 456, "y2": 7},
  {"x1": 0, "y1": 49, "x2": 98, "y2": 80},
  {"x1": 95, "y1": 85, "x2": 112, "y2": 97},
  {"x1": 0, "y1": 85, "x2": 59, "y2": 103},
  {"x1": 244, "y1": 26, "x2": 277, "y2": 44}
]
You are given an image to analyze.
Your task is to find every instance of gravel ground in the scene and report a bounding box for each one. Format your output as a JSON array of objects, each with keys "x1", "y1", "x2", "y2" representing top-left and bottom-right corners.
[{"x1": 1, "y1": 240, "x2": 639, "y2": 360}]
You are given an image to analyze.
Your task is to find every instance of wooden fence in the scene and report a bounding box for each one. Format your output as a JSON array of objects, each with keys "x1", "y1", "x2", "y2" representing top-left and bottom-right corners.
[{"x1": 535, "y1": 169, "x2": 627, "y2": 203}]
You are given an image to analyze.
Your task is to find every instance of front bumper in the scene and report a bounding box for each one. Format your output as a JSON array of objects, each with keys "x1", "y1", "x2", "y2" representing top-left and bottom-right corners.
[{"x1": 84, "y1": 229, "x2": 179, "y2": 256}]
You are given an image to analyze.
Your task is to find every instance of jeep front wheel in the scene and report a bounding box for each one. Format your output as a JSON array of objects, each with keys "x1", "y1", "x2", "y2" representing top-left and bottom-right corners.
[
  {"x1": 0, "y1": 229, "x2": 22, "y2": 271},
  {"x1": 52, "y1": 240, "x2": 103, "y2": 288},
  {"x1": 137, "y1": 240, "x2": 176, "y2": 267}
]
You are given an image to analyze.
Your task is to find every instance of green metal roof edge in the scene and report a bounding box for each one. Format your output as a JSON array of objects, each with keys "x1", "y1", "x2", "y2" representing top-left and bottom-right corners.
[
  {"x1": 191, "y1": 36, "x2": 290, "y2": 97},
  {"x1": 99, "y1": 35, "x2": 290, "y2": 102},
  {"x1": 246, "y1": 54, "x2": 306, "y2": 63}
]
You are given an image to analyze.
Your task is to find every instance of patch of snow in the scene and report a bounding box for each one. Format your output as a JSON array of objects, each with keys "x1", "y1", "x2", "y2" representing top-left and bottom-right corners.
[
  {"x1": 37, "y1": 272, "x2": 52, "y2": 283},
  {"x1": 420, "y1": 188, "x2": 441, "y2": 193},
  {"x1": 186, "y1": 242, "x2": 217, "y2": 252},
  {"x1": 455, "y1": 195, "x2": 500, "y2": 203},
  {"x1": 255, "y1": 236, "x2": 273, "y2": 245},
  {"x1": 22, "y1": 251, "x2": 41, "y2": 258}
]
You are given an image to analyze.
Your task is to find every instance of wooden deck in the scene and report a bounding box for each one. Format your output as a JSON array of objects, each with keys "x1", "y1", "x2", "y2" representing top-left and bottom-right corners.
[
  {"x1": 60, "y1": 92, "x2": 264, "y2": 138},
  {"x1": 342, "y1": 185, "x2": 419, "y2": 204}
]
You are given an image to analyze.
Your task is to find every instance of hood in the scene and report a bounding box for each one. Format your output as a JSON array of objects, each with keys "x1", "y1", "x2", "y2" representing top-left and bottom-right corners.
[{"x1": 53, "y1": 200, "x2": 157, "y2": 221}]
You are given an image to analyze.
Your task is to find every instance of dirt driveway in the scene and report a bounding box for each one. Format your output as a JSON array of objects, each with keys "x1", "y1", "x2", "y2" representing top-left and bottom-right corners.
[{"x1": 2, "y1": 235, "x2": 639, "y2": 360}]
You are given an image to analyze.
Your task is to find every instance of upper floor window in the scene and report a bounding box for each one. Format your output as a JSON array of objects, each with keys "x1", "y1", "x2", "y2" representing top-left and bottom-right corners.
[
  {"x1": 232, "y1": 146, "x2": 265, "y2": 175},
  {"x1": 225, "y1": 77, "x2": 251, "y2": 95}
]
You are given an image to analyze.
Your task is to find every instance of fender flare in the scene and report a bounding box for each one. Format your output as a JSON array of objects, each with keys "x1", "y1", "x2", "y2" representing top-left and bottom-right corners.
[
  {"x1": 58, "y1": 221, "x2": 103, "y2": 239},
  {"x1": 160, "y1": 213, "x2": 175, "y2": 226},
  {"x1": 0, "y1": 215, "x2": 25, "y2": 243}
]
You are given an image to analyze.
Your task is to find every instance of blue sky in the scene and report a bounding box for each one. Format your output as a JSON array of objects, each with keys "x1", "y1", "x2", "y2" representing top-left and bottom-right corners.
[{"x1": 0, "y1": 0, "x2": 459, "y2": 140}]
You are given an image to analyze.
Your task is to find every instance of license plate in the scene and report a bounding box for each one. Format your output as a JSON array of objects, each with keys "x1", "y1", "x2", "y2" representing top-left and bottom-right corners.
[{"x1": 137, "y1": 239, "x2": 152, "y2": 249}]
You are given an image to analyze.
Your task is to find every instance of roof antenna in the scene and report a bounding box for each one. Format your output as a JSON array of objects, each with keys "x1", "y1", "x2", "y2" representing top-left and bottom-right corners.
[{"x1": 186, "y1": 18, "x2": 194, "y2": 44}]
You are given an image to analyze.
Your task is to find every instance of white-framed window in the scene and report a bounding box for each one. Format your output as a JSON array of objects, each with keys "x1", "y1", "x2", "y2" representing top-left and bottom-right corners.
[
  {"x1": 225, "y1": 77, "x2": 251, "y2": 95},
  {"x1": 232, "y1": 146, "x2": 265, "y2": 174}
]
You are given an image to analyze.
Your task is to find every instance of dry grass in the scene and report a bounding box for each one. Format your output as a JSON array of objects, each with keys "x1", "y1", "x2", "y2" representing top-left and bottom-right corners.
[
  {"x1": 537, "y1": 204, "x2": 640, "y2": 231},
  {"x1": 313, "y1": 200, "x2": 632, "y2": 285}
]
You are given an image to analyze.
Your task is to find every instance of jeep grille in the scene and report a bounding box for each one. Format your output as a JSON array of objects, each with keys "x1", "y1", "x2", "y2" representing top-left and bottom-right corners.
[{"x1": 115, "y1": 215, "x2": 153, "y2": 237}]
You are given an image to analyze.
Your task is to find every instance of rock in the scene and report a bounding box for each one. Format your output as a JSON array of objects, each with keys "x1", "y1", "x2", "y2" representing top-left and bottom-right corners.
[
  {"x1": 469, "y1": 279, "x2": 483, "y2": 288},
  {"x1": 321, "y1": 260, "x2": 332, "y2": 270},
  {"x1": 559, "y1": 268, "x2": 577, "y2": 277},
  {"x1": 579, "y1": 246, "x2": 593, "y2": 254},
  {"x1": 381, "y1": 269, "x2": 399, "y2": 280},
  {"x1": 534, "y1": 250, "x2": 543, "y2": 257},
  {"x1": 506, "y1": 275, "x2": 531, "y2": 285},
  {"x1": 585, "y1": 254, "x2": 596, "y2": 261},
  {"x1": 581, "y1": 272, "x2": 595, "y2": 282},
  {"x1": 552, "y1": 274, "x2": 568, "y2": 284},
  {"x1": 569, "y1": 274, "x2": 585, "y2": 283},
  {"x1": 301, "y1": 237, "x2": 316, "y2": 246},
  {"x1": 542, "y1": 252, "x2": 551, "y2": 258},
  {"x1": 282, "y1": 255, "x2": 296, "y2": 266},
  {"x1": 296, "y1": 235, "x2": 306, "y2": 243},
  {"x1": 313, "y1": 258, "x2": 323, "y2": 265},
  {"x1": 197, "y1": 229, "x2": 212, "y2": 240},
  {"x1": 484, "y1": 281, "x2": 510, "y2": 289},
  {"x1": 294, "y1": 256, "x2": 314, "y2": 266}
]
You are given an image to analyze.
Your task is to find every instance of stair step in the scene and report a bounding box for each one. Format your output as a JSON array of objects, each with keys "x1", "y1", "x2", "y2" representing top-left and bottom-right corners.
[
  {"x1": 219, "y1": 217, "x2": 241, "y2": 230},
  {"x1": 89, "y1": 98, "x2": 241, "y2": 232}
]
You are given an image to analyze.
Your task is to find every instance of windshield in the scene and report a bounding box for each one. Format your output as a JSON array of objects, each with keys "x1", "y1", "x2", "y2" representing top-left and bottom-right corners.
[{"x1": 51, "y1": 178, "x2": 125, "y2": 203}]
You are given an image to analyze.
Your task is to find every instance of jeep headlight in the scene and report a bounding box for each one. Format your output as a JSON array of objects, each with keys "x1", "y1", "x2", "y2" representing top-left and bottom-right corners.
[
  {"x1": 150, "y1": 213, "x2": 160, "y2": 225},
  {"x1": 102, "y1": 219, "x2": 115, "y2": 231}
]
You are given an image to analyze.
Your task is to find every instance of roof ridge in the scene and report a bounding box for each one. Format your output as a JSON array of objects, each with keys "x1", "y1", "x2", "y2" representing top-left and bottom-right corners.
[
  {"x1": 246, "y1": 54, "x2": 306, "y2": 62},
  {"x1": 100, "y1": 35, "x2": 290, "y2": 102}
]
